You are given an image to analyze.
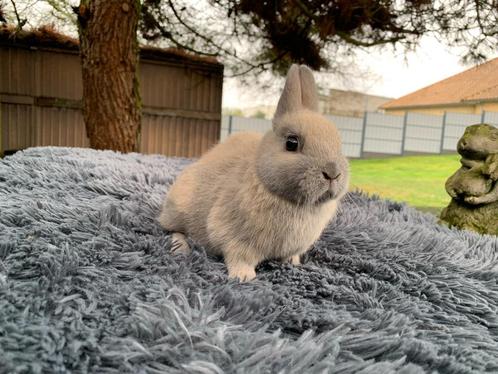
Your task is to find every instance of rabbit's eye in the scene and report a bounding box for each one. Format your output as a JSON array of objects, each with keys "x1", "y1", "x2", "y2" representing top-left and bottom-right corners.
[{"x1": 286, "y1": 136, "x2": 299, "y2": 152}]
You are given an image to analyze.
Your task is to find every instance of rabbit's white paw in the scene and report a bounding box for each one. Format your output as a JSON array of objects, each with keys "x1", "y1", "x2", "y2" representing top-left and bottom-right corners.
[
  {"x1": 227, "y1": 262, "x2": 256, "y2": 282},
  {"x1": 284, "y1": 255, "x2": 301, "y2": 265}
]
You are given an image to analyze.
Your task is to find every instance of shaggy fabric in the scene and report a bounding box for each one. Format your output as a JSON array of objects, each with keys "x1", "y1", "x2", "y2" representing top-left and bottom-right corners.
[{"x1": 1, "y1": 147, "x2": 498, "y2": 374}]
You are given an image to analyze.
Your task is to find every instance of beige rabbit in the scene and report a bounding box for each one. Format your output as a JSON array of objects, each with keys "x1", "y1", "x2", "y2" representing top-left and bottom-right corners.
[{"x1": 159, "y1": 64, "x2": 349, "y2": 281}]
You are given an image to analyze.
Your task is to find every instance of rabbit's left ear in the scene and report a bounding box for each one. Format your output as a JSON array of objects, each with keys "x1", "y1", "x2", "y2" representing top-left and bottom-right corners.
[
  {"x1": 274, "y1": 64, "x2": 319, "y2": 119},
  {"x1": 274, "y1": 64, "x2": 302, "y2": 119}
]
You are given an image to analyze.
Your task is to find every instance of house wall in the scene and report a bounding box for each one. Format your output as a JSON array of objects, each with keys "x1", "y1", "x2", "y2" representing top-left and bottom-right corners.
[
  {"x1": 0, "y1": 43, "x2": 223, "y2": 157},
  {"x1": 319, "y1": 89, "x2": 392, "y2": 117}
]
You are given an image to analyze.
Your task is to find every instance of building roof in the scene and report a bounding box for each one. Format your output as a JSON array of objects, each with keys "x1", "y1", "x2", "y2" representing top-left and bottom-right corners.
[
  {"x1": 0, "y1": 24, "x2": 222, "y2": 68},
  {"x1": 382, "y1": 57, "x2": 498, "y2": 109}
]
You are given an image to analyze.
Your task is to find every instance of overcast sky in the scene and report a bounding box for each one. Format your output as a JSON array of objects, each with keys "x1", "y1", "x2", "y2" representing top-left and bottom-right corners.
[{"x1": 223, "y1": 36, "x2": 496, "y2": 109}]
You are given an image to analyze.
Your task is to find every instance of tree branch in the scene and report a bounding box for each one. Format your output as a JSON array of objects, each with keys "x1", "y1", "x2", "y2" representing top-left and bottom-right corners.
[
  {"x1": 226, "y1": 51, "x2": 288, "y2": 77},
  {"x1": 9, "y1": 0, "x2": 26, "y2": 30},
  {"x1": 336, "y1": 31, "x2": 405, "y2": 47},
  {"x1": 166, "y1": 0, "x2": 259, "y2": 68}
]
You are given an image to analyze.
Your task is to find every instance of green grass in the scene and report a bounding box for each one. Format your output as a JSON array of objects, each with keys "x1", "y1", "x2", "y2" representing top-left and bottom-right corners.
[{"x1": 349, "y1": 154, "x2": 461, "y2": 215}]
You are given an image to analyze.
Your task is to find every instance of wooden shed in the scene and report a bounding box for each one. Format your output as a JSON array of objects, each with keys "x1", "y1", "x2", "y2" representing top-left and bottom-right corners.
[{"x1": 0, "y1": 26, "x2": 223, "y2": 157}]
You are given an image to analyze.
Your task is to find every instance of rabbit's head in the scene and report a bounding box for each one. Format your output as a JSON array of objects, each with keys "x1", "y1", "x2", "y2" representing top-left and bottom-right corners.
[{"x1": 255, "y1": 64, "x2": 349, "y2": 206}]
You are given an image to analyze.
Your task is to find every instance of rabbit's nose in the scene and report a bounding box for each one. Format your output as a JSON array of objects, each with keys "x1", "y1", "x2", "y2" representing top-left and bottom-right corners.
[{"x1": 322, "y1": 162, "x2": 340, "y2": 181}]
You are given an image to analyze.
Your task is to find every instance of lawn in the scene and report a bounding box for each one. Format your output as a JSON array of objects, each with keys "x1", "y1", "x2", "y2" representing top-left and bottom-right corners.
[{"x1": 349, "y1": 153, "x2": 461, "y2": 215}]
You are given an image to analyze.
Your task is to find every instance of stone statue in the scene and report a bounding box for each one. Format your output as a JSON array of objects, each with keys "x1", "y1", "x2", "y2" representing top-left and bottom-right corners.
[{"x1": 440, "y1": 124, "x2": 498, "y2": 234}]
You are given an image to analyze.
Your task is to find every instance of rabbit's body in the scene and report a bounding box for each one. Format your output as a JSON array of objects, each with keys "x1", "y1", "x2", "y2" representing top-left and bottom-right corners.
[
  {"x1": 161, "y1": 131, "x2": 337, "y2": 261},
  {"x1": 160, "y1": 132, "x2": 262, "y2": 252},
  {"x1": 160, "y1": 65, "x2": 349, "y2": 280}
]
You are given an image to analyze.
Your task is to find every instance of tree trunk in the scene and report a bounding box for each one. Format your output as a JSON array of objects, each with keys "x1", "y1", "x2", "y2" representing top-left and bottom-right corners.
[{"x1": 76, "y1": 0, "x2": 141, "y2": 152}]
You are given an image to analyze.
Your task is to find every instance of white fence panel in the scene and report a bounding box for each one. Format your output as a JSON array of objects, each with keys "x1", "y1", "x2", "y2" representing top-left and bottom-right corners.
[
  {"x1": 404, "y1": 112, "x2": 443, "y2": 153},
  {"x1": 232, "y1": 117, "x2": 272, "y2": 133},
  {"x1": 483, "y1": 111, "x2": 498, "y2": 125},
  {"x1": 222, "y1": 115, "x2": 362, "y2": 158},
  {"x1": 443, "y1": 112, "x2": 481, "y2": 151},
  {"x1": 363, "y1": 112, "x2": 404, "y2": 155},
  {"x1": 221, "y1": 116, "x2": 272, "y2": 141},
  {"x1": 221, "y1": 110, "x2": 498, "y2": 158},
  {"x1": 220, "y1": 115, "x2": 230, "y2": 140},
  {"x1": 363, "y1": 139, "x2": 404, "y2": 154},
  {"x1": 327, "y1": 114, "x2": 363, "y2": 158}
]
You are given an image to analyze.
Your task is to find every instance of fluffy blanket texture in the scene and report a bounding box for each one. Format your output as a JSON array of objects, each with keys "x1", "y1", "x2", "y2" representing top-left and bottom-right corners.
[{"x1": 1, "y1": 147, "x2": 498, "y2": 374}]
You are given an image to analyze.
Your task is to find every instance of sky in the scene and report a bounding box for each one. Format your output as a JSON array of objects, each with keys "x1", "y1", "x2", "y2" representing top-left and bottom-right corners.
[{"x1": 222, "y1": 36, "x2": 496, "y2": 109}]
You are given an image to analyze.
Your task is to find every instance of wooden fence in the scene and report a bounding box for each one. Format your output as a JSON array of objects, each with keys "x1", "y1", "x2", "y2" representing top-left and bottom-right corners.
[{"x1": 0, "y1": 28, "x2": 223, "y2": 157}]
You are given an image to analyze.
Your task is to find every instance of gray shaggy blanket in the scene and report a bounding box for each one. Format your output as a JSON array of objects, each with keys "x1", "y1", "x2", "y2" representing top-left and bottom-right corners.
[{"x1": 1, "y1": 147, "x2": 498, "y2": 374}]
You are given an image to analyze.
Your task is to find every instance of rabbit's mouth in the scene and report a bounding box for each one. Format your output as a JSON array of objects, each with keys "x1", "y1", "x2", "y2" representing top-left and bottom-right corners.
[
  {"x1": 315, "y1": 173, "x2": 347, "y2": 204},
  {"x1": 316, "y1": 190, "x2": 335, "y2": 204}
]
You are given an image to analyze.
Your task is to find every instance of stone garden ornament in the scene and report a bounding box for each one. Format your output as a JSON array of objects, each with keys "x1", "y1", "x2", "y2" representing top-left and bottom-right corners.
[{"x1": 441, "y1": 124, "x2": 498, "y2": 234}]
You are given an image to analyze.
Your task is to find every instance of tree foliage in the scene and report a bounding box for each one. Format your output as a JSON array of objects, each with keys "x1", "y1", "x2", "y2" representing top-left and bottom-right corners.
[
  {"x1": 5, "y1": 0, "x2": 498, "y2": 77},
  {"x1": 140, "y1": 0, "x2": 498, "y2": 76}
]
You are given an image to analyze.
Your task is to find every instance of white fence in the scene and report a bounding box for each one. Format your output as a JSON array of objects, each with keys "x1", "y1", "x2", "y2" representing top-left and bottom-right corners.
[{"x1": 221, "y1": 110, "x2": 497, "y2": 158}]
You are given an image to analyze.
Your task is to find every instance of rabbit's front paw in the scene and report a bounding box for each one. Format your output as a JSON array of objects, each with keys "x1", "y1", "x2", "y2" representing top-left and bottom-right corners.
[
  {"x1": 170, "y1": 232, "x2": 191, "y2": 255},
  {"x1": 282, "y1": 255, "x2": 301, "y2": 265},
  {"x1": 227, "y1": 262, "x2": 256, "y2": 282}
]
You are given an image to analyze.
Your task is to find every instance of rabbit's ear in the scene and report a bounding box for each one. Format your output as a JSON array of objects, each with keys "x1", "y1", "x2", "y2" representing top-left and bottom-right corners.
[
  {"x1": 299, "y1": 65, "x2": 319, "y2": 112},
  {"x1": 274, "y1": 64, "x2": 318, "y2": 119},
  {"x1": 274, "y1": 64, "x2": 302, "y2": 119}
]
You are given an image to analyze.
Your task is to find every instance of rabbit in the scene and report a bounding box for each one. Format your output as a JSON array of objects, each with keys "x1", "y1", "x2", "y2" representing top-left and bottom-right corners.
[{"x1": 159, "y1": 64, "x2": 349, "y2": 281}]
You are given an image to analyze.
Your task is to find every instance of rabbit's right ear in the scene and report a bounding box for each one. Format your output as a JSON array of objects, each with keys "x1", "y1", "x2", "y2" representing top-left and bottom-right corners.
[
  {"x1": 299, "y1": 65, "x2": 319, "y2": 112},
  {"x1": 274, "y1": 64, "x2": 302, "y2": 119}
]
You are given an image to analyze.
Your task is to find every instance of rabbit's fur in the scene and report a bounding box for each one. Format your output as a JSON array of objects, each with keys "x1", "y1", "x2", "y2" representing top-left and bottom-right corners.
[{"x1": 160, "y1": 65, "x2": 349, "y2": 281}]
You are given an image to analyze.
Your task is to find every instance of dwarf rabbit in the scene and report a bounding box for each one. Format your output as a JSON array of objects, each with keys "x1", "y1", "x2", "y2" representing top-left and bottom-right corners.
[{"x1": 159, "y1": 64, "x2": 349, "y2": 281}]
